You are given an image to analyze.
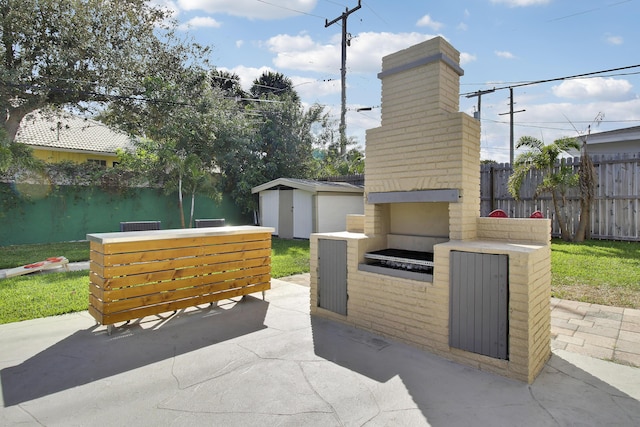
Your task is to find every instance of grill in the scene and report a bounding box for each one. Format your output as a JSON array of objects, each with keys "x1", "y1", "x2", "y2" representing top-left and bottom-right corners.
[{"x1": 364, "y1": 249, "x2": 434, "y2": 273}]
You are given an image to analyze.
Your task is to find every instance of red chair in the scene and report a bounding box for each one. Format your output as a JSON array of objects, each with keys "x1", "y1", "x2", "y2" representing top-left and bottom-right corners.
[
  {"x1": 530, "y1": 211, "x2": 544, "y2": 219},
  {"x1": 488, "y1": 209, "x2": 508, "y2": 218}
]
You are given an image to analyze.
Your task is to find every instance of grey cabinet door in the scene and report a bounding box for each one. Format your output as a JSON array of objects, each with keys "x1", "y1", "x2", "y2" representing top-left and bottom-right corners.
[
  {"x1": 450, "y1": 251, "x2": 508, "y2": 360},
  {"x1": 318, "y1": 239, "x2": 348, "y2": 315}
]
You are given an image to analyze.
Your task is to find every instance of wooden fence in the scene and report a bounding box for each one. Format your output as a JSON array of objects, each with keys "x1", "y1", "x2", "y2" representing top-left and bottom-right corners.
[{"x1": 481, "y1": 153, "x2": 640, "y2": 241}]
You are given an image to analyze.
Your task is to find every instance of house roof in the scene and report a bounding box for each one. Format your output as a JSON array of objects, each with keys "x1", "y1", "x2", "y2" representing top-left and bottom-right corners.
[
  {"x1": 251, "y1": 178, "x2": 364, "y2": 194},
  {"x1": 584, "y1": 125, "x2": 640, "y2": 145},
  {"x1": 14, "y1": 110, "x2": 134, "y2": 155}
]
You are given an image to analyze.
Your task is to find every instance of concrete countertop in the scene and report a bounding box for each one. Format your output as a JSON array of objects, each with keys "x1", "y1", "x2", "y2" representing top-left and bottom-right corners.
[{"x1": 87, "y1": 226, "x2": 275, "y2": 244}]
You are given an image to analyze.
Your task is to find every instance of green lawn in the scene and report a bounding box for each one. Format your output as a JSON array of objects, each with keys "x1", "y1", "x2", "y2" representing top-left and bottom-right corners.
[
  {"x1": 1, "y1": 238, "x2": 639, "y2": 325},
  {"x1": 550, "y1": 239, "x2": 640, "y2": 308}
]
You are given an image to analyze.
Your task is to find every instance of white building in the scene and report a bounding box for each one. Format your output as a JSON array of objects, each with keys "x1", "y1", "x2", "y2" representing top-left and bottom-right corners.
[{"x1": 252, "y1": 178, "x2": 364, "y2": 239}]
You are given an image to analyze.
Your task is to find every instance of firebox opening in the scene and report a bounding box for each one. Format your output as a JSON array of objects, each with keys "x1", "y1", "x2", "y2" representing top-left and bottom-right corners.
[
  {"x1": 359, "y1": 202, "x2": 451, "y2": 282},
  {"x1": 389, "y1": 202, "x2": 449, "y2": 239}
]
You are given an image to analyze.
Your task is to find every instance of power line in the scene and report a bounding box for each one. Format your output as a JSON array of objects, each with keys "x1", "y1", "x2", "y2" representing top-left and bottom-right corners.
[
  {"x1": 461, "y1": 64, "x2": 640, "y2": 97},
  {"x1": 255, "y1": 0, "x2": 326, "y2": 19},
  {"x1": 547, "y1": 0, "x2": 633, "y2": 23}
]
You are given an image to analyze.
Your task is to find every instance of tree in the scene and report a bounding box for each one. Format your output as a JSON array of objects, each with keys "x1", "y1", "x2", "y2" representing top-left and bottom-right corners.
[
  {"x1": 313, "y1": 137, "x2": 365, "y2": 177},
  {"x1": 210, "y1": 69, "x2": 247, "y2": 101},
  {"x1": 250, "y1": 71, "x2": 299, "y2": 103},
  {"x1": 508, "y1": 135, "x2": 581, "y2": 241},
  {"x1": 215, "y1": 74, "x2": 331, "y2": 213},
  {"x1": 103, "y1": 66, "x2": 227, "y2": 227},
  {"x1": 1, "y1": 0, "x2": 206, "y2": 141}
]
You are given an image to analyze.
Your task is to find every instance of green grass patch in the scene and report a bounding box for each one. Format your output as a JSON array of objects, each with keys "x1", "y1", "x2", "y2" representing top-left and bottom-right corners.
[
  {"x1": 551, "y1": 239, "x2": 640, "y2": 308},
  {"x1": 271, "y1": 238, "x2": 310, "y2": 278},
  {"x1": 0, "y1": 241, "x2": 90, "y2": 269},
  {"x1": 0, "y1": 270, "x2": 89, "y2": 324}
]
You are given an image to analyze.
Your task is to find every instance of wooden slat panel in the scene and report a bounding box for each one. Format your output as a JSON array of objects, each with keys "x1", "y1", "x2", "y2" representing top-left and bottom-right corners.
[
  {"x1": 449, "y1": 251, "x2": 508, "y2": 360},
  {"x1": 89, "y1": 229, "x2": 272, "y2": 327},
  {"x1": 100, "y1": 233, "x2": 271, "y2": 255},
  {"x1": 100, "y1": 274, "x2": 271, "y2": 313},
  {"x1": 101, "y1": 254, "x2": 270, "y2": 281},
  {"x1": 90, "y1": 241, "x2": 104, "y2": 253},
  {"x1": 90, "y1": 250, "x2": 105, "y2": 267},
  {"x1": 102, "y1": 242, "x2": 270, "y2": 267},
  {"x1": 102, "y1": 267, "x2": 271, "y2": 301},
  {"x1": 317, "y1": 239, "x2": 347, "y2": 316},
  {"x1": 98, "y1": 282, "x2": 271, "y2": 325},
  {"x1": 101, "y1": 263, "x2": 270, "y2": 290}
]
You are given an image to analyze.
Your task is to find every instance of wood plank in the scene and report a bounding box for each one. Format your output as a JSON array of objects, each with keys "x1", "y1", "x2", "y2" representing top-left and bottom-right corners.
[
  {"x1": 102, "y1": 242, "x2": 271, "y2": 267},
  {"x1": 100, "y1": 274, "x2": 272, "y2": 313},
  {"x1": 101, "y1": 268, "x2": 271, "y2": 301},
  {"x1": 98, "y1": 282, "x2": 271, "y2": 325},
  {"x1": 100, "y1": 233, "x2": 271, "y2": 255},
  {"x1": 88, "y1": 304, "x2": 103, "y2": 324},
  {"x1": 101, "y1": 254, "x2": 271, "y2": 281},
  {"x1": 103, "y1": 264, "x2": 271, "y2": 289}
]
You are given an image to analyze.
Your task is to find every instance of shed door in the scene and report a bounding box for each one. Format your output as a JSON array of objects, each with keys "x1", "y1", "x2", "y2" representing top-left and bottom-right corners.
[
  {"x1": 318, "y1": 239, "x2": 347, "y2": 315},
  {"x1": 449, "y1": 251, "x2": 508, "y2": 360},
  {"x1": 278, "y1": 189, "x2": 294, "y2": 239}
]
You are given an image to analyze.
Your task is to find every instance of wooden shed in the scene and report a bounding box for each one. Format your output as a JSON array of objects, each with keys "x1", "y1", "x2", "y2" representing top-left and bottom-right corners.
[{"x1": 251, "y1": 178, "x2": 364, "y2": 239}]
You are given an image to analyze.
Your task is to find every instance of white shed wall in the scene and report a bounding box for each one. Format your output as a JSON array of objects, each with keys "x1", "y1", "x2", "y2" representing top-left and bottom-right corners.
[
  {"x1": 293, "y1": 190, "x2": 313, "y2": 238},
  {"x1": 316, "y1": 194, "x2": 364, "y2": 233},
  {"x1": 259, "y1": 190, "x2": 279, "y2": 235}
]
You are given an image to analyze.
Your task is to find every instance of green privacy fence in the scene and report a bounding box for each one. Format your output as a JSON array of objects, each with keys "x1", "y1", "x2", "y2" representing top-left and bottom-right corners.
[{"x1": 0, "y1": 183, "x2": 252, "y2": 246}]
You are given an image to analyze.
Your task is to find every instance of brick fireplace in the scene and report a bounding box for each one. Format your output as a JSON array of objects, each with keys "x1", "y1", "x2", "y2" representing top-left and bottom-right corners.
[{"x1": 310, "y1": 37, "x2": 552, "y2": 383}]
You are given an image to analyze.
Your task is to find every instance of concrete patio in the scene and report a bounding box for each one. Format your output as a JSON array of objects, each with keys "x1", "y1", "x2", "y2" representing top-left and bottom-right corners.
[{"x1": 1, "y1": 275, "x2": 639, "y2": 426}]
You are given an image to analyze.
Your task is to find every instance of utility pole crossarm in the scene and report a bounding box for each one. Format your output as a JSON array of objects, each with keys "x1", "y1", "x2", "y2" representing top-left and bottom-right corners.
[
  {"x1": 324, "y1": 0, "x2": 361, "y2": 156},
  {"x1": 325, "y1": 0, "x2": 362, "y2": 28}
]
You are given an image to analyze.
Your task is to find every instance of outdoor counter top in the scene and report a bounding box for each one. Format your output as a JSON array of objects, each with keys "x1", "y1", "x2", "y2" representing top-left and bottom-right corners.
[{"x1": 87, "y1": 225, "x2": 275, "y2": 244}]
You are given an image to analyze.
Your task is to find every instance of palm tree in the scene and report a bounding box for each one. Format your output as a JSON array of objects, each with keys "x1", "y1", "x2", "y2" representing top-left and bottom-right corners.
[{"x1": 508, "y1": 136, "x2": 581, "y2": 241}]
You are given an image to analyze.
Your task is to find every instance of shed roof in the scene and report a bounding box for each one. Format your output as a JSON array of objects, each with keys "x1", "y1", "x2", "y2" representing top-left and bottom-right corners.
[
  {"x1": 14, "y1": 110, "x2": 134, "y2": 155},
  {"x1": 252, "y1": 178, "x2": 364, "y2": 194}
]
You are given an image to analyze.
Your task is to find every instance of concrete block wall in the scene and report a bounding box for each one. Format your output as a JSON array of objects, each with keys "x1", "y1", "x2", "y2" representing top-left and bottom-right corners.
[
  {"x1": 364, "y1": 36, "x2": 481, "y2": 240},
  {"x1": 310, "y1": 36, "x2": 552, "y2": 384}
]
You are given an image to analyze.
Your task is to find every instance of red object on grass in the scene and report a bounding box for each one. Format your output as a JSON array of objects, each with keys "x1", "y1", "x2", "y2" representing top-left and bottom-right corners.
[{"x1": 24, "y1": 262, "x2": 45, "y2": 269}]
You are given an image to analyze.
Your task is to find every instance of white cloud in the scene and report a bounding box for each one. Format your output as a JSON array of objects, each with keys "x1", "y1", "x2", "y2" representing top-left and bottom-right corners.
[
  {"x1": 457, "y1": 22, "x2": 468, "y2": 31},
  {"x1": 490, "y1": 0, "x2": 550, "y2": 7},
  {"x1": 605, "y1": 34, "x2": 623, "y2": 45},
  {"x1": 177, "y1": 0, "x2": 318, "y2": 20},
  {"x1": 416, "y1": 15, "x2": 444, "y2": 31},
  {"x1": 552, "y1": 78, "x2": 634, "y2": 102},
  {"x1": 236, "y1": 40, "x2": 244, "y2": 48},
  {"x1": 267, "y1": 32, "x2": 436, "y2": 74},
  {"x1": 495, "y1": 50, "x2": 516, "y2": 59},
  {"x1": 179, "y1": 16, "x2": 222, "y2": 29},
  {"x1": 460, "y1": 52, "x2": 476, "y2": 65}
]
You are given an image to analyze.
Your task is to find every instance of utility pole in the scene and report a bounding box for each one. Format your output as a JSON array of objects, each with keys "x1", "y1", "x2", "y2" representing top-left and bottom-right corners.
[
  {"x1": 325, "y1": 0, "x2": 361, "y2": 156},
  {"x1": 498, "y1": 87, "x2": 525, "y2": 168},
  {"x1": 465, "y1": 88, "x2": 495, "y2": 122}
]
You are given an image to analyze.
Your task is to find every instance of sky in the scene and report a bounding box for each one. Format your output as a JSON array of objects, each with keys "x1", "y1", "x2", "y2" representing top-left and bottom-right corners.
[{"x1": 156, "y1": 0, "x2": 640, "y2": 163}]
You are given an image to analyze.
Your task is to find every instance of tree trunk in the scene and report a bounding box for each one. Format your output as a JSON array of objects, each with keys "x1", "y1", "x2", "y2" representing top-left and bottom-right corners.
[
  {"x1": 3, "y1": 106, "x2": 36, "y2": 142},
  {"x1": 551, "y1": 190, "x2": 572, "y2": 241},
  {"x1": 178, "y1": 175, "x2": 185, "y2": 228},
  {"x1": 575, "y1": 142, "x2": 596, "y2": 242},
  {"x1": 190, "y1": 190, "x2": 196, "y2": 228}
]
